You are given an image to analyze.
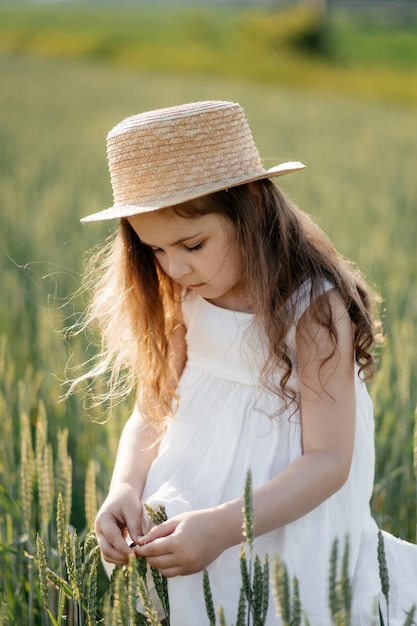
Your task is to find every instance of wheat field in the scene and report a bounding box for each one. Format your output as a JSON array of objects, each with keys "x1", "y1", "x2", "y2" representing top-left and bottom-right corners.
[{"x1": 1, "y1": 6, "x2": 417, "y2": 621}]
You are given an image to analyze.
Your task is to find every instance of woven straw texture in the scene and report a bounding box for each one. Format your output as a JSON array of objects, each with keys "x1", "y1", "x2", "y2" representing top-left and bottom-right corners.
[{"x1": 82, "y1": 101, "x2": 304, "y2": 222}]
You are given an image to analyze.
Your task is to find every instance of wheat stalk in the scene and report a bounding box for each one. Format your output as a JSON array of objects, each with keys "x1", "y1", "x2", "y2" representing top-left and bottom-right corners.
[
  {"x1": 273, "y1": 555, "x2": 291, "y2": 625},
  {"x1": 218, "y1": 606, "x2": 227, "y2": 626},
  {"x1": 56, "y1": 428, "x2": 72, "y2": 525},
  {"x1": 291, "y1": 576, "x2": 302, "y2": 626},
  {"x1": 377, "y1": 530, "x2": 390, "y2": 626},
  {"x1": 64, "y1": 528, "x2": 80, "y2": 604},
  {"x1": 402, "y1": 605, "x2": 416, "y2": 626},
  {"x1": 86, "y1": 553, "x2": 99, "y2": 626},
  {"x1": 253, "y1": 553, "x2": 269, "y2": 626},
  {"x1": 128, "y1": 553, "x2": 140, "y2": 625},
  {"x1": 35, "y1": 404, "x2": 54, "y2": 535},
  {"x1": 328, "y1": 539, "x2": 341, "y2": 622},
  {"x1": 340, "y1": 538, "x2": 351, "y2": 625},
  {"x1": 35, "y1": 534, "x2": 49, "y2": 612},
  {"x1": 136, "y1": 572, "x2": 162, "y2": 626},
  {"x1": 243, "y1": 470, "x2": 254, "y2": 551},
  {"x1": 84, "y1": 459, "x2": 97, "y2": 531},
  {"x1": 235, "y1": 584, "x2": 247, "y2": 626},
  {"x1": 112, "y1": 566, "x2": 130, "y2": 625},
  {"x1": 19, "y1": 411, "x2": 35, "y2": 534},
  {"x1": 56, "y1": 492, "x2": 66, "y2": 558}
]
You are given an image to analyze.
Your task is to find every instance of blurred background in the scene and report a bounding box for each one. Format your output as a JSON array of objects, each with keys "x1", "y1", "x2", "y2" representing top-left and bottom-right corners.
[{"x1": 1, "y1": 0, "x2": 417, "y2": 621}]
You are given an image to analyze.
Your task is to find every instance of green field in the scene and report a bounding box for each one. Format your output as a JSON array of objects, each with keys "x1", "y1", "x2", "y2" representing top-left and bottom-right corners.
[
  {"x1": 1, "y1": 3, "x2": 417, "y2": 623},
  {"x1": 1, "y1": 2, "x2": 417, "y2": 105}
]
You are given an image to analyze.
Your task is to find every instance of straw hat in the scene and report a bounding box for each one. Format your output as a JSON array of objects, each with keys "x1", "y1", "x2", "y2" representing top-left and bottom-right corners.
[{"x1": 81, "y1": 100, "x2": 305, "y2": 222}]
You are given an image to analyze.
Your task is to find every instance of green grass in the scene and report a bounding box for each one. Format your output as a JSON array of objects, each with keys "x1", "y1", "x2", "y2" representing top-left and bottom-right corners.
[
  {"x1": 0, "y1": 6, "x2": 417, "y2": 620},
  {"x1": 2, "y1": 47, "x2": 416, "y2": 531},
  {"x1": 0, "y1": 3, "x2": 417, "y2": 105}
]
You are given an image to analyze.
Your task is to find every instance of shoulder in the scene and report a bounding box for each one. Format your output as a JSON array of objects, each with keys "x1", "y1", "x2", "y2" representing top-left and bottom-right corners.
[
  {"x1": 297, "y1": 286, "x2": 351, "y2": 332},
  {"x1": 289, "y1": 279, "x2": 335, "y2": 324},
  {"x1": 296, "y1": 287, "x2": 354, "y2": 384},
  {"x1": 296, "y1": 288, "x2": 356, "y2": 482}
]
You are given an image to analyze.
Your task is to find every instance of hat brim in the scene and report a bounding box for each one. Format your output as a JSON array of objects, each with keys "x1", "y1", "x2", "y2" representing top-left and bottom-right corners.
[{"x1": 81, "y1": 161, "x2": 305, "y2": 223}]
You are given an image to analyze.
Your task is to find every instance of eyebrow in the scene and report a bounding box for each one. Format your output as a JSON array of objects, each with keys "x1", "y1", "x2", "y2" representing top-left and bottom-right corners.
[{"x1": 141, "y1": 232, "x2": 204, "y2": 248}]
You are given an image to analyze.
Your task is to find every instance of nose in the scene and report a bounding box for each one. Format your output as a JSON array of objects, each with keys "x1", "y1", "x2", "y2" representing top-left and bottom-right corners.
[{"x1": 166, "y1": 254, "x2": 192, "y2": 281}]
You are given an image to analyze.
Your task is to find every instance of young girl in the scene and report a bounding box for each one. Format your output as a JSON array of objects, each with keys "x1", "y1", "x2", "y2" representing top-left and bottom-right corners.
[{"x1": 79, "y1": 101, "x2": 416, "y2": 625}]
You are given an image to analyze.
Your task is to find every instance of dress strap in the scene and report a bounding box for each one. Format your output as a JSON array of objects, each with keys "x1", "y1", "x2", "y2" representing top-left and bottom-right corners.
[{"x1": 290, "y1": 278, "x2": 334, "y2": 325}]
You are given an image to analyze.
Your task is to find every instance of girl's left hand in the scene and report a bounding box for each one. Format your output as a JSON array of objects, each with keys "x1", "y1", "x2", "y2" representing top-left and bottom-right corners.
[{"x1": 134, "y1": 507, "x2": 233, "y2": 577}]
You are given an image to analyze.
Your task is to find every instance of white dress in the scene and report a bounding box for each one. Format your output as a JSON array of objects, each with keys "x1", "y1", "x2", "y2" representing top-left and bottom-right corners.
[{"x1": 141, "y1": 283, "x2": 417, "y2": 625}]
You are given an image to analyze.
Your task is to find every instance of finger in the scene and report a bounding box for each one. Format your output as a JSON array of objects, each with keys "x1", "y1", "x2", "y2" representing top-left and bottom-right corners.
[
  {"x1": 156, "y1": 565, "x2": 193, "y2": 578},
  {"x1": 96, "y1": 522, "x2": 137, "y2": 561},
  {"x1": 97, "y1": 535, "x2": 132, "y2": 565},
  {"x1": 143, "y1": 553, "x2": 178, "y2": 571},
  {"x1": 136, "y1": 536, "x2": 173, "y2": 558},
  {"x1": 140, "y1": 519, "x2": 178, "y2": 544},
  {"x1": 126, "y1": 519, "x2": 144, "y2": 546}
]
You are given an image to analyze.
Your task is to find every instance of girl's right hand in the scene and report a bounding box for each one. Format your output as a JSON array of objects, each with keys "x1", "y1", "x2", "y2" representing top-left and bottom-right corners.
[{"x1": 94, "y1": 482, "x2": 143, "y2": 565}]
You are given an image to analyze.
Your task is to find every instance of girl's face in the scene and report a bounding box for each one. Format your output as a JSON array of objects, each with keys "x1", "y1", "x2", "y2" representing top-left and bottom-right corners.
[{"x1": 128, "y1": 208, "x2": 248, "y2": 311}]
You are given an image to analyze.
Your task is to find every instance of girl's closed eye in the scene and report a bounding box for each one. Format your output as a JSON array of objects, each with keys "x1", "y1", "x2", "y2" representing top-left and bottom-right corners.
[
  {"x1": 185, "y1": 242, "x2": 204, "y2": 252},
  {"x1": 150, "y1": 242, "x2": 203, "y2": 254}
]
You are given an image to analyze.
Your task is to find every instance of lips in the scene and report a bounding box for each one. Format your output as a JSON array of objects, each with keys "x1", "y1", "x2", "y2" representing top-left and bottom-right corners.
[{"x1": 186, "y1": 282, "x2": 205, "y2": 289}]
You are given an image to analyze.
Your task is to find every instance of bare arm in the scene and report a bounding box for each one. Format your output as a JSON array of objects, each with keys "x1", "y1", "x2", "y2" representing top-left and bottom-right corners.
[
  {"x1": 137, "y1": 291, "x2": 356, "y2": 576},
  {"x1": 246, "y1": 289, "x2": 356, "y2": 537},
  {"x1": 94, "y1": 408, "x2": 162, "y2": 564},
  {"x1": 95, "y1": 319, "x2": 187, "y2": 564}
]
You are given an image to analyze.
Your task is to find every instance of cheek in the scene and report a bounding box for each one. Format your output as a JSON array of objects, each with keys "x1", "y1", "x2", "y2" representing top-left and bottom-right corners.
[
  {"x1": 223, "y1": 245, "x2": 243, "y2": 279},
  {"x1": 209, "y1": 247, "x2": 240, "y2": 286},
  {"x1": 154, "y1": 255, "x2": 169, "y2": 275}
]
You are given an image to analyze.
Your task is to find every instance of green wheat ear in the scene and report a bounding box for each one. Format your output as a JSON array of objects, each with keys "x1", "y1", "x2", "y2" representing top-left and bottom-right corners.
[
  {"x1": 86, "y1": 541, "x2": 100, "y2": 626},
  {"x1": 74, "y1": 530, "x2": 83, "y2": 599},
  {"x1": 136, "y1": 553, "x2": 148, "y2": 580},
  {"x1": 56, "y1": 492, "x2": 65, "y2": 557},
  {"x1": 19, "y1": 411, "x2": 35, "y2": 534},
  {"x1": 20, "y1": 413, "x2": 36, "y2": 534},
  {"x1": 150, "y1": 564, "x2": 170, "y2": 620},
  {"x1": 84, "y1": 459, "x2": 97, "y2": 530},
  {"x1": 273, "y1": 556, "x2": 306, "y2": 626},
  {"x1": 328, "y1": 537, "x2": 352, "y2": 626},
  {"x1": 218, "y1": 606, "x2": 227, "y2": 626},
  {"x1": 340, "y1": 537, "x2": 351, "y2": 624},
  {"x1": 377, "y1": 530, "x2": 390, "y2": 608},
  {"x1": 81, "y1": 531, "x2": 100, "y2": 578},
  {"x1": 328, "y1": 539, "x2": 340, "y2": 621},
  {"x1": 127, "y1": 553, "x2": 140, "y2": 625},
  {"x1": 203, "y1": 569, "x2": 216, "y2": 626},
  {"x1": 35, "y1": 533, "x2": 49, "y2": 612},
  {"x1": 253, "y1": 553, "x2": 270, "y2": 624},
  {"x1": 204, "y1": 470, "x2": 271, "y2": 625},
  {"x1": 402, "y1": 605, "x2": 416, "y2": 626},
  {"x1": 64, "y1": 528, "x2": 81, "y2": 604},
  {"x1": 143, "y1": 502, "x2": 168, "y2": 525},
  {"x1": 273, "y1": 555, "x2": 291, "y2": 626},
  {"x1": 111, "y1": 566, "x2": 129, "y2": 624},
  {"x1": 140, "y1": 503, "x2": 170, "y2": 622},
  {"x1": 56, "y1": 428, "x2": 72, "y2": 525},
  {"x1": 291, "y1": 576, "x2": 301, "y2": 626},
  {"x1": 236, "y1": 584, "x2": 247, "y2": 626},
  {"x1": 36, "y1": 409, "x2": 54, "y2": 534},
  {"x1": 243, "y1": 470, "x2": 254, "y2": 550},
  {"x1": 239, "y1": 542, "x2": 251, "y2": 602},
  {"x1": 136, "y1": 570, "x2": 162, "y2": 626}
]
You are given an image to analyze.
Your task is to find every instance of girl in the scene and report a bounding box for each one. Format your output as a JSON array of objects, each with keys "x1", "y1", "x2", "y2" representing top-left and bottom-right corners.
[{"x1": 78, "y1": 101, "x2": 416, "y2": 625}]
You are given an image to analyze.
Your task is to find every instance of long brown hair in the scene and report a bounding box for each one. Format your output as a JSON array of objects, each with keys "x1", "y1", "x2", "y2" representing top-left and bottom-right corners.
[{"x1": 72, "y1": 180, "x2": 381, "y2": 425}]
